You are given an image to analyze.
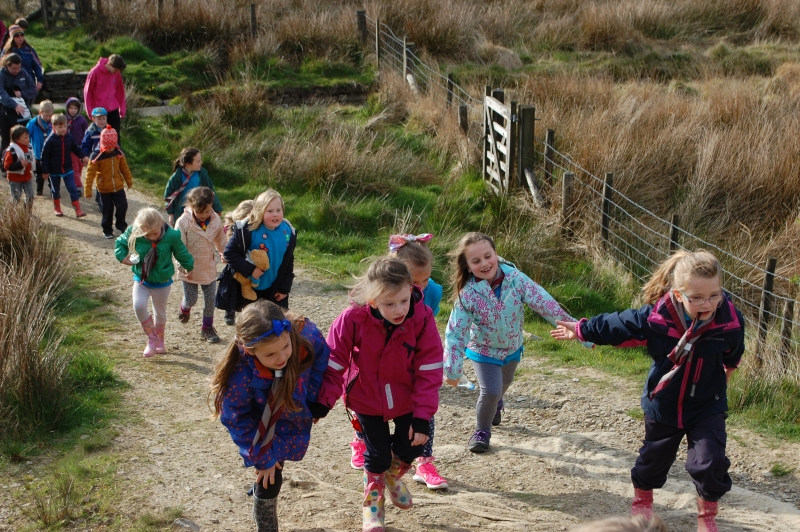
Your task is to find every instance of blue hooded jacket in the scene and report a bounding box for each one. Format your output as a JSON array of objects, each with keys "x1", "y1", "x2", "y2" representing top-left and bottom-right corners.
[
  {"x1": 26, "y1": 115, "x2": 51, "y2": 160},
  {"x1": 219, "y1": 318, "x2": 330, "y2": 470}
]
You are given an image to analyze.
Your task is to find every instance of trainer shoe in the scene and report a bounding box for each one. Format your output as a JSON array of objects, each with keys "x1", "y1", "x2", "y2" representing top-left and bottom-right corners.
[
  {"x1": 201, "y1": 327, "x2": 220, "y2": 343},
  {"x1": 492, "y1": 398, "x2": 504, "y2": 426},
  {"x1": 177, "y1": 310, "x2": 190, "y2": 324},
  {"x1": 468, "y1": 429, "x2": 490, "y2": 453},
  {"x1": 103, "y1": 232, "x2": 114, "y2": 239},
  {"x1": 413, "y1": 457, "x2": 449, "y2": 489},
  {"x1": 350, "y1": 434, "x2": 366, "y2": 470}
]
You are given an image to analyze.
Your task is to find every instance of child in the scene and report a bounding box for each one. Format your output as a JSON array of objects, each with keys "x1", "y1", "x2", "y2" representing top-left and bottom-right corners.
[
  {"x1": 164, "y1": 147, "x2": 222, "y2": 226},
  {"x1": 444, "y1": 232, "x2": 591, "y2": 453},
  {"x1": 65, "y1": 97, "x2": 89, "y2": 187},
  {"x1": 115, "y1": 208, "x2": 194, "y2": 357},
  {"x1": 26, "y1": 99, "x2": 52, "y2": 196},
  {"x1": 84, "y1": 125, "x2": 132, "y2": 238},
  {"x1": 81, "y1": 107, "x2": 108, "y2": 210},
  {"x1": 310, "y1": 257, "x2": 443, "y2": 532},
  {"x1": 211, "y1": 300, "x2": 329, "y2": 531},
  {"x1": 3, "y1": 124, "x2": 35, "y2": 208},
  {"x1": 40, "y1": 113, "x2": 88, "y2": 217},
  {"x1": 348, "y1": 233, "x2": 448, "y2": 491},
  {"x1": 550, "y1": 250, "x2": 744, "y2": 532},
  {"x1": 219, "y1": 199, "x2": 254, "y2": 326},
  {"x1": 175, "y1": 187, "x2": 226, "y2": 343},
  {"x1": 221, "y1": 189, "x2": 296, "y2": 310}
]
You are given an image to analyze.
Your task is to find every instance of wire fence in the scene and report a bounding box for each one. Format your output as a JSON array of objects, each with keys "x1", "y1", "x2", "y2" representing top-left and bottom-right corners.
[{"x1": 358, "y1": 11, "x2": 799, "y2": 383}]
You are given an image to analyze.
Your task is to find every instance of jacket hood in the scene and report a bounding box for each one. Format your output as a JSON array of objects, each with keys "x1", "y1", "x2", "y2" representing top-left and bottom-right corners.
[
  {"x1": 65, "y1": 97, "x2": 82, "y2": 114},
  {"x1": 94, "y1": 57, "x2": 110, "y2": 71}
]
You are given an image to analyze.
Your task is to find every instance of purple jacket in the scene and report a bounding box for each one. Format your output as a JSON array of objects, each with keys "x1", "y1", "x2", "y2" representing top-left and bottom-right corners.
[{"x1": 65, "y1": 97, "x2": 89, "y2": 142}]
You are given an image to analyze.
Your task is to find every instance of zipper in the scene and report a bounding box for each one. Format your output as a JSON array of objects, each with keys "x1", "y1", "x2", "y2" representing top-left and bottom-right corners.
[
  {"x1": 690, "y1": 358, "x2": 703, "y2": 398},
  {"x1": 676, "y1": 342, "x2": 694, "y2": 429}
]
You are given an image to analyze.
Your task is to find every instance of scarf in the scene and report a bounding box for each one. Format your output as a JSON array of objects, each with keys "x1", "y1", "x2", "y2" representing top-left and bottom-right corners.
[
  {"x1": 648, "y1": 293, "x2": 716, "y2": 400},
  {"x1": 140, "y1": 223, "x2": 166, "y2": 281},
  {"x1": 165, "y1": 168, "x2": 194, "y2": 210}
]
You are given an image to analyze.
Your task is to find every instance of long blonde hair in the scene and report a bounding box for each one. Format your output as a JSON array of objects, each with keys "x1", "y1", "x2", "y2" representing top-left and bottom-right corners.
[
  {"x1": 350, "y1": 257, "x2": 412, "y2": 306},
  {"x1": 641, "y1": 249, "x2": 722, "y2": 304},
  {"x1": 449, "y1": 232, "x2": 496, "y2": 301},
  {"x1": 209, "y1": 300, "x2": 314, "y2": 417},
  {"x1": 224, "y1": 199, "x2": 254, "y2": 228},
  {"x1": 247, "y1": 189, "x2": 284, "y2": 231},
  {"x1": 128, "y1": 208, "x2": 165, "y2": 256}
]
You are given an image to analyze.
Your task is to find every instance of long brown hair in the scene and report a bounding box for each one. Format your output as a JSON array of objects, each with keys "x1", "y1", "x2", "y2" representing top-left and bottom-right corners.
[
  {"x1": 209, "y1": 300, "x2": 314, "y2": 417},
  {"x1": 449, "y1": 232, "x2": 496, "y2": 301},
  {"x1": 390, "y1": 240, "x2": 433, "y2": 269},
  {"x1": 173, "y1": 147, "x2": 200, "y2": 172},
  {"x1": 641, "y1": 249, "x2": 722, "y2": 304}
]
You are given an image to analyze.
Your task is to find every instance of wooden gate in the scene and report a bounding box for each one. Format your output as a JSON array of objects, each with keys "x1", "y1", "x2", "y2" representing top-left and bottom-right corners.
[
  {"x1": 482, "y1": 87, "x2": 516, "y2": 195},
  {"x1": 41, "y1": 0, "x2": 82, "y2": 29}
]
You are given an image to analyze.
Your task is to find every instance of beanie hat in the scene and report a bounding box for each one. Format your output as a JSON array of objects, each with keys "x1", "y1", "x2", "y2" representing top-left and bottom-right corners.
[
  {"x1": 91, "y1": 107, "x2": 108, "y2": 116},
  {"x1": 9, "y1": 25, "x2": 24, "y2": 38},
  {"x1": 99, "y1": 125, "x2": 118, "y2": 153},
  {"x1": 108, "y1": 54, "x2": 127, "y2": 70}
]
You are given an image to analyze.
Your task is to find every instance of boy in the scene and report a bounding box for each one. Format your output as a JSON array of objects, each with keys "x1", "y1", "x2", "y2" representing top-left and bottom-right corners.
[
  {"x1": 3, "y1": 125, "x2": 35, "y2": 208},
  {"x1": 84, "y1": 126, "x2": 132, "y2": 239},
  {"x1": 40, "y1": 114, "x2": 88, "y2": 217},
  {"x1": 27, "y1": 99, "x2": 53, "y2": 195},
  {"x1": 82, "y1": 107, "x2": 107, "y2": 209},
  {"x1": 84, "y1": 54, "x2": 126, "y2": 143}
]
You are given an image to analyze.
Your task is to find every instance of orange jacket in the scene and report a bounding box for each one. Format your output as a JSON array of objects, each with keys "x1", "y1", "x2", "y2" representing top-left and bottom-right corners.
[{"x1": 84, "y1": 149, "x2": 132, "y2": 196}]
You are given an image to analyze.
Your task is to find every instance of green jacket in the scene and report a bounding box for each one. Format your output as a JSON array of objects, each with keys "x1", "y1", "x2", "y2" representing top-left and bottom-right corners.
[
  {"x1": 114, "y1": 224, "x2": 194, "y2": 284},
  {"x1": 163, "y1": 167, "x2": 223, "y2": 217}
]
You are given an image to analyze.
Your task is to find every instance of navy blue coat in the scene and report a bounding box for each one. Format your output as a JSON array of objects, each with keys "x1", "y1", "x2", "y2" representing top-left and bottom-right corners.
[
  {"x1": 577, "y1": 292, "x2": 744, "y2": 429},
  {"x1": 40, "y1": 132, "x2": 85, "y2": 175}
]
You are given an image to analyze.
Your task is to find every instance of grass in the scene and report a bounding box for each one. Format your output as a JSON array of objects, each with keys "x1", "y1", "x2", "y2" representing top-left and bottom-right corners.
[{"x1": 769, "y1": 463, "x2": 795, "y2": 478}]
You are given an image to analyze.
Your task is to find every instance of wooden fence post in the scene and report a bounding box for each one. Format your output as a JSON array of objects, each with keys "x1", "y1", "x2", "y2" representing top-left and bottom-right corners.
[
  {"x1": 755, "y1": 257, "x2": 778, "y2": 366},
  {"x1": 780, "y1": 289, "x2": 795, "y2": 371},
  {"x1": 669, "y1": 214, "x2": 680, "y2": 252},
  {"x1": 96, "y1": 0, "x2": 103, "y2": 16},
  {"x1": 562, "y1": 172, "x2": 574, "y2": 237},
  {"x1": 356, "y1": 10, "x2": 367, "y2": 45},
  {"x1": 544, "y1": 128, "x2": 555, "y2": 186},
  {"x1": 375, "y1": 17, "x2": 381, "y2": 69},
  {"x1": 406, "y1": 42, "x2": 416, "y2": 76},
  {"x1": 157, "y1": 0, "x2": 163, "y2": 21},
  {"x1": 601, "y1": 172, "x2": 614, "y2": 243},
  {"x1": 250, "y1": 4, "x2": 258, "y2": 38},
  {"x1": 446, "y1": 73, "x2": 454, "y2": 108},
  {"x1": 458, "y1": 104, "x2": 468, "y2": 135},
  {"x1": 518, "y1": 105, "x2": 535, "y2": 195},
  {"x1": 402, "y1": 37, "x2": 408, "y2": 76},
  {"x1": 14, "y1": 0, "x2": 20, "y2": 12},
  {"x1": 508, "y1": 101, "x2": 517, "y2": 192},
  {"x1": 482, "y1": 86, "x2": 491, "y2": 184}
]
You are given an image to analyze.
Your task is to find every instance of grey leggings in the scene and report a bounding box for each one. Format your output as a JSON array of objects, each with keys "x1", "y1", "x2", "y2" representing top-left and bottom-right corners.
[
  {"x1": 132, "y1": 282, "x2": 171, "y2": 324},
  {"x1": 181, "y1": 281, "x2": 216, "y2": 317},
  {"x1": 472, "y1": 359, "x2": 520, "y2": 432}
]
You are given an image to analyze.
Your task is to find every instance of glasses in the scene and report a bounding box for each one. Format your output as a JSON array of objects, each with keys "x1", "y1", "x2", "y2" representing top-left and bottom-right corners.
[
  {"x1": 679, "y1": 291, "x2": 723, "y2": 306},
  {"x1": 14, "y1": 34, "x2": 24, "y2": 37}
]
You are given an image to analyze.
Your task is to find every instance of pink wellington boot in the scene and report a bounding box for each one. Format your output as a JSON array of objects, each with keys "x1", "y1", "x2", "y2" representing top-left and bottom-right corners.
[
  {"x1": 384, "y1": 454, "x2": 413, "y2": 509},
  {"x1": 631, "y1": 487, "x2": 654, "y2": 520},
  {"x1": 154, "y1": 323, "x2": 166, "y2": 354},
  {"x1": 350, "y1": 433, "x2": 366, "y2": 470},
  {"x1": 363, "y1": 470, "x2": 385, "y2": 532},
  {"x1": 140, "y1": 317, "x2": 158, "y2": 357},
  {"x1": 697, "y1": 497, "x2": 719, "y2": 532}
]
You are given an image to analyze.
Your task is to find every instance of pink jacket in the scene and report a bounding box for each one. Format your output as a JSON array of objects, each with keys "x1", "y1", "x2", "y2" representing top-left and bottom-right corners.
[
  {"x1": 84, "y1": 58, "x2": 126, "y2": 118},
  {"x1": 175, "y1": 208, "x2": 226, "y2": 285},
  {"x1": 317, "y1": 289, "x2": 443, "y2": 422}
]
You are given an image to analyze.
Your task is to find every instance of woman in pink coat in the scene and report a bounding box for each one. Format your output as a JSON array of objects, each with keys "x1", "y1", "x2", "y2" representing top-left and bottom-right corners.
[
  {"x1": 308, "y1": 257, "x2": 443, "y2": 532},
  {"x1": 83, "y1": 54, "x2": 126, "y2": 143},
  {"x1": 175, "y1": 187, "x2": 226, "y2": 343}
]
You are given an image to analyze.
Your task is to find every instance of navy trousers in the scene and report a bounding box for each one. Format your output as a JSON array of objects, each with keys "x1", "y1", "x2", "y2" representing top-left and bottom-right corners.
[
  {"x1": 631, "y1": 413, "x2": 731, "y2": 502},
  {"x1": 99, "y1": 189, "x2": 128, "y2": 236},
  {"x1": 357, "y1": 412, "x2": 423, "y2": 474}
]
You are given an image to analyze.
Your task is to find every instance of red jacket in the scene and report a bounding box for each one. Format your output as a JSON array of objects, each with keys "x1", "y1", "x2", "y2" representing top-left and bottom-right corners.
[
  {"x1": 3, "y1": 143, "x2": 33, "y2": 183},
  {"x1": 317, "y1": 288, "x2": 443, "y2": 422}
]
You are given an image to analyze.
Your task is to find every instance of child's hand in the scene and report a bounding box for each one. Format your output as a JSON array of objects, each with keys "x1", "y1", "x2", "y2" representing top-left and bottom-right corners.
[
  {"x1": 408, "y1": 426, "x2": 429, "y2": 447},
  {"x1": 550, "y1": 320, "x2": 578, "y2": 341},
  {"x1": 82, "y1": 156, "x2": 89, "y2": 165},
  {"x1": 219, "y1": 252, "x2": 226, "y2": 263},
  {"x1": 444, "y1": 378, "x2": 460, "y2": 387},
  {"x1": 20, "y1": 158, "x2": 29, "y2": 167},
  {"x1": 251, "y1": 268, "x2": 264, "y2": 279},
  {"x1": 121, "y1": 258, "x2": 133, "y2": 266},
  {"x1": 274, "y1": 292, "x2": 287, "y2": 301},
  {"x1": 256, "y1": 462, "x2": 282, "y2": 488},
  {"x1": 42, "y1": 173, "x2": 49, "y2": 181},
  {"x1": 168, "y1": 214, "x2": 174, "y2": 227}
]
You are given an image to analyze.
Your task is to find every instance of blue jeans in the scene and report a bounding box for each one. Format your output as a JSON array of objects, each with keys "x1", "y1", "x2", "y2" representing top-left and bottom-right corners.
[{"x1": 48, "y1": 171, "x2": 81, "y2": 201}]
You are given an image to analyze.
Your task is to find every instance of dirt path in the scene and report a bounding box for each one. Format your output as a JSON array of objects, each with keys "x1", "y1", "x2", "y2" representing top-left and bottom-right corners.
[{"x1": 9, "y1": 188, "x2": 800, "y2": 531}]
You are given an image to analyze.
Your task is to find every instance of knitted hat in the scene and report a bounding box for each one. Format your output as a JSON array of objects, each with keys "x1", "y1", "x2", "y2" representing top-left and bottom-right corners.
[
  {"x1": 108, "y1": 54, "x2": 127, "y2": 70},
  {"x1": 99, "y1": 125, "x2": 118, "y2": 152},
  {"x1": 9, "y1": 25, "x2": 24, "y2": 38},
  {"x1": 91, "y1": 107, "x2": 107, "y2": 116}
]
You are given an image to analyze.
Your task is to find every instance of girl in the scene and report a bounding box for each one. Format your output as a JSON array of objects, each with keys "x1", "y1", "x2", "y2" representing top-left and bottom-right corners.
[
  {"x1": 444, "y1": 232, "x2": 591, "y2": 453},
  {"x1": 348, "y1": 233, "x2": 448, "y2": 490},
  {"x1": 115, "y1": 208, "x2": 194, "y2": 357},
  {"x1": 219, "y1": 199, "x2": 254, "y2": 326},
  {"x1": 176, "y1": 187, "x2": 227, "y2": 343},
  {"x1": 309, "y1": 257, "x2": 443, "y2": 532},
  {"x1": 164, "y1": 147, "x2": 223, "y2": 226},
  {"x1": 65, "y1": 97, "x2": 89, "y2": 187},
  {"x1": 550, "y1": 250, "x2": 744, "y2": 532},
  {"x1": 210, "y1": 300, "x2": 329, "y2": 531},
  {"x1": 221, "y1": 189, "x2": 296, "y2": 310}
]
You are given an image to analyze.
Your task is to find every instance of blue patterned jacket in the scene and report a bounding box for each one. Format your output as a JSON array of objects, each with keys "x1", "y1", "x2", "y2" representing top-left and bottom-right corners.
[{"x1": 220, "y1": 318, "x2": 330, "y2": 470}]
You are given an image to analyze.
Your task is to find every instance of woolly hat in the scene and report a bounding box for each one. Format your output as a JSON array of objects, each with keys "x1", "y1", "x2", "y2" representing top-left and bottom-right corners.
[
  {"x1": 9, "y1": 25, "x2": 24, "y2": 38},
  {"x1": 108, "y1": 54, "x2": 127, "y2": 70},
  {"x1": 91, "y1": 107, "x2": 108, "y2": 116},
  {"x1": 99, "y1": 125, "x2": 118, "y2": 152}
]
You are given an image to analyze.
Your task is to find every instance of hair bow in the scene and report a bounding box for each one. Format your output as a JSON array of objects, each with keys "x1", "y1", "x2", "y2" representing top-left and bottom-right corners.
[
  {"x1": 388, "y1": 233, "x2": 433, "y2": 253},
  {"x1": 245, "y1": 319, "x2": 292, "y2": 347}
]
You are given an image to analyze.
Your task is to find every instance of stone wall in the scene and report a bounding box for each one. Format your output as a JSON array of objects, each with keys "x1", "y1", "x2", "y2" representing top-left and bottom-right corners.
[{"x1": 36, "y1": 70, "x2": 88, "y2": 103}]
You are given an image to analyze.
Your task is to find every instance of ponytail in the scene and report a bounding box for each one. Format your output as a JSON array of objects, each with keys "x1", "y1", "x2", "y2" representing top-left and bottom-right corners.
[{"x1": 173, "y1": 147, "x2": 200, "y2": 172}]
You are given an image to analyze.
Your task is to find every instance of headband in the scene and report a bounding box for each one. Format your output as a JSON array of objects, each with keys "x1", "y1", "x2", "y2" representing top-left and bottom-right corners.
[
  {"x1": 388, "y1": 233, "x2": 433, "y2": 253},
  {"x1": 244, "y1": 319, "x2": 291, "y2": 347}
]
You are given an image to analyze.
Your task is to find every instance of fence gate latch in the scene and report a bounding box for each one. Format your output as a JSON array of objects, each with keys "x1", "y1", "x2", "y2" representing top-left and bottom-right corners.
[{"x1": 511, "y1": 114, "x2": 518, "y2": 122}]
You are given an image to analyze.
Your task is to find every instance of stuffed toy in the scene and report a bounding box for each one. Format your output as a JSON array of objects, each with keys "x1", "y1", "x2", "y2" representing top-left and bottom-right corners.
[{"x1": 234, "y1": 249, "x2": 270, "y2": 300}]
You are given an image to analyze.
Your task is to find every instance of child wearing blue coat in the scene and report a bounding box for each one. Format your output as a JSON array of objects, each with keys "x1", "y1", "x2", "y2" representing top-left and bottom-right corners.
[
  {"x1": 211, "y1": 300, "x2": 329, "y2": 531},
  {"x1": 550, "y1": 249, "x2": 744, "y2": 532}
]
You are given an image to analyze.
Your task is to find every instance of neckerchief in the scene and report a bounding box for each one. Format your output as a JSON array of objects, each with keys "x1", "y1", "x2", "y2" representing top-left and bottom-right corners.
[
  {"x1": 140, "y1": 223, "x2": 166, "y2": 281},
  {"x1": 164, "y1": 168, "x2": 194, "y2": 210},
  {"x1": 648, "y1": 292, "x2": 716, "y2": 400},
  {"x1": 195, "y1": 215, "x2": 209, "y2": 231}
]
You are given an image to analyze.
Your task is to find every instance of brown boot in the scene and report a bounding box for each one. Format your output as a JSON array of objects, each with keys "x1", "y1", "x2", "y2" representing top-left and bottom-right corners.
[
  {"x1": 631, "y1": 487, "x2": 653, "y2": 520},
  {"x1": 697, "y1": 497, "x2": 719, "y2": 532},
  {"x1": 234, "y1": 272, "x2": 257, "y2": 300}
]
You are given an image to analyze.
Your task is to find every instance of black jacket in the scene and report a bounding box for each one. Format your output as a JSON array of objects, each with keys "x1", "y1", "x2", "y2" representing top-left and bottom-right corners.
[{"x1": 40, "y1": 132, "x2": 85, "y2": 175}]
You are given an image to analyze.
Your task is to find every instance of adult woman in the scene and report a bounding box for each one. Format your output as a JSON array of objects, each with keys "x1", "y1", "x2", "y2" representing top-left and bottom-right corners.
[
  {"x1": 1, "y1": 25, "x2": 43, "y2": 101},
  {"x1": 0, "y1": 53, "x2": 35, "y2": 154}
]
